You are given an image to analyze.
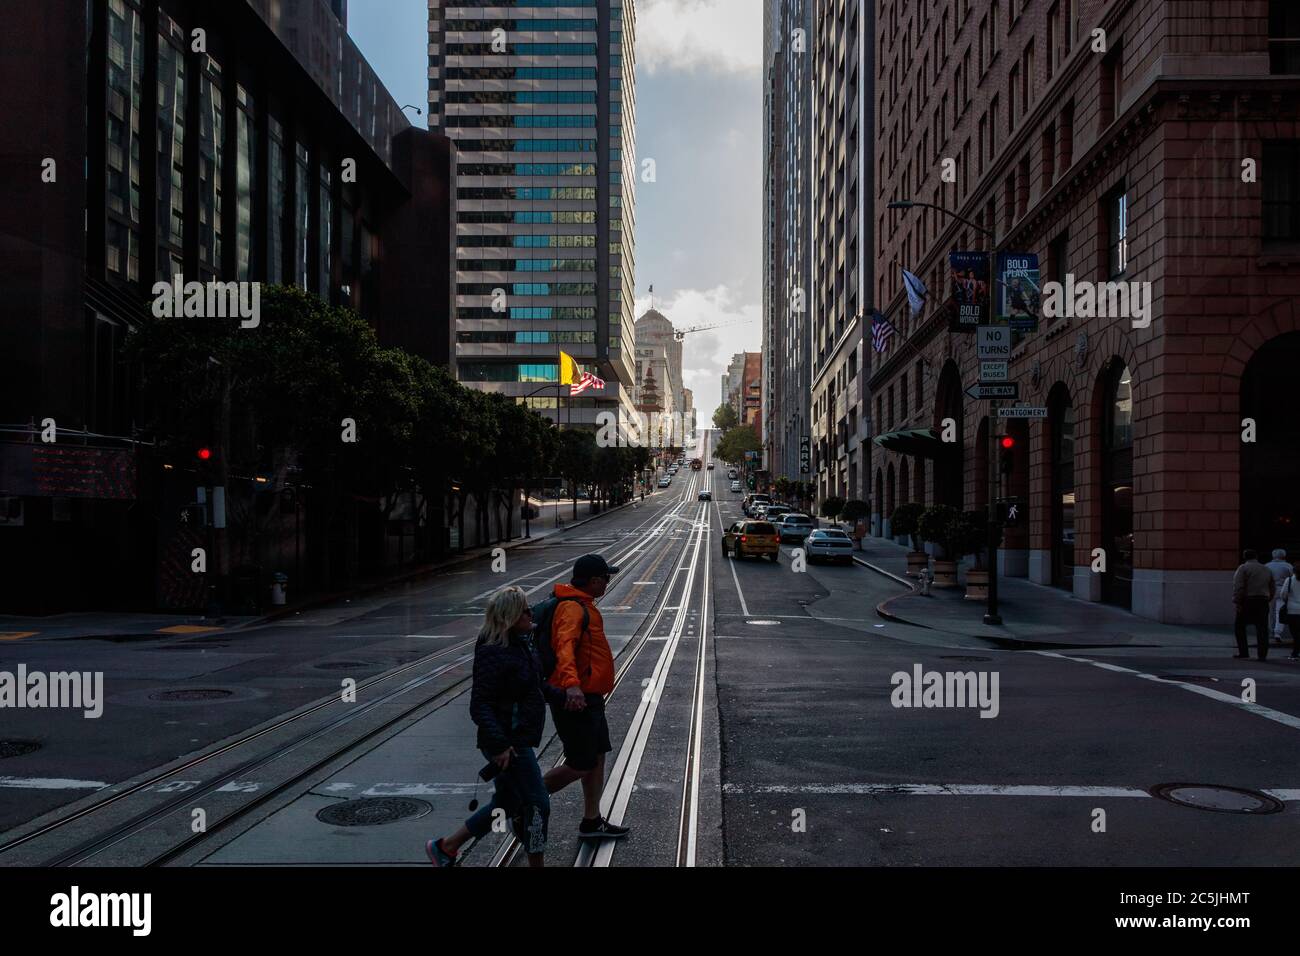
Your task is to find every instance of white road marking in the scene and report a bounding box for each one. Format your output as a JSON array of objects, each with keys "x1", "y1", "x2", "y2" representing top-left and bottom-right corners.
[
  {"x1": 727, "y1": 556, "x2": 751, "y2": 616},
  {"x1": 0, "y1": 776, "x2": 108, "y2": 791},
  {"x1": 723, "y1": 783, "x2": 1152, "y2": 797},
  {"x1": 1035, "y1": 651, "x2": 1300, "y2": 731}
]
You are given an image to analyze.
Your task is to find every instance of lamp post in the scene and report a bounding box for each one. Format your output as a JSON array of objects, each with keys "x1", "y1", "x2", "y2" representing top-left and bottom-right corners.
[{"x1": 887, "y1": 199, "x2": 1003, "y2": 625}]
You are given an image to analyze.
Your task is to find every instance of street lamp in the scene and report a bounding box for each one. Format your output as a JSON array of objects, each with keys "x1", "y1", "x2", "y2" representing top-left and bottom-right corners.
[{"x1": 887, "y1": 198, "x2": 1003, "y2": 626}]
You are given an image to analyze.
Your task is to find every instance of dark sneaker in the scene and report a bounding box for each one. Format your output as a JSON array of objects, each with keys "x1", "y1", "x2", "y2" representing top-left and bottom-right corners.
[
  {"x1": 578, "y1": 817, "x2": 630, "y2": 840},
  {"x1": 426, "y1": 838, "x2": 457, "y2": 867}
]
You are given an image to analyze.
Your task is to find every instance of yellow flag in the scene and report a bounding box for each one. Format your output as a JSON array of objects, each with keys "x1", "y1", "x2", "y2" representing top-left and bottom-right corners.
[{"x1": 558, "y1": 350, "x2": 579, "y2": 385}]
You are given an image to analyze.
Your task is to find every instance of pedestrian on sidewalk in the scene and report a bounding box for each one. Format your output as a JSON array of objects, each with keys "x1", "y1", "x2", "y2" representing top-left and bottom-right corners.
[
  {"x1": 427, "y1": 586, "x2": 560, "y2": 868},
  {"x1": 1265, "y1": 549, "x2": 1293, "y2": 644},
  {"x1": 537, "y1": 553, "x2": 631, "y2": 842},
  {"x1": 1232, "y1": 550, "x2": 1276, "y2": 661},
  {"x1": 1281, "y1": 561, "x2": 1300, "y2": 661}
]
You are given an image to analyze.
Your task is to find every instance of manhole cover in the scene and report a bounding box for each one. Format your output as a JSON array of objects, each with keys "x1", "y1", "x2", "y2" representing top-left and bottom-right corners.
[
  {"x1": 315, "y1": 661, "x2": 380, "y2": 671},
  {"x1": 1150, "y1": 783, "x2": 1283, "y2": 814},
  {"x1": 0, "y1": 740, "x2": 40, "y2": 758},
  {"x1": 746, "y1": 620, "x2": 781, "y2": 626},
  {"x1": 149, "y1": 688, "x2": 234, "y2": 701},
  {"x1": 1158, "y1": 674, "x2": 1219, "y2": 684},
  {"x1": 940, "y1": 655, "x2": 993, "y2": 662},
  {"x1": 316, "y1": 797, "x2": 432, "y2": 827}
]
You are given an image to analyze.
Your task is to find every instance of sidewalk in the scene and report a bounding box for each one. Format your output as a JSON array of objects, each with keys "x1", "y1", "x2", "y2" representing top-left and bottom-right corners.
[
  {"x1": 0, "y1": 497, "x2": 639, "y2": 642},
  {"x1": 852, "y1": 535, "x2": 1235, "y2": 651}
]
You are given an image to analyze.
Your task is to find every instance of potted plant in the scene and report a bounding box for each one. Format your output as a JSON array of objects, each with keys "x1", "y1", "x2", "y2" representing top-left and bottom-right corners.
[
  {"x1": 891, "y1": 502, "x2": 929, "y2": 576},
  {"x1": 918, "y1": 504, "x2": 960, "y2": 587},
  {"x1": 961, "y1": 509, "x2": 987, "y2": 598},
  {"x1": 840, "y1": 499, "x2": 869, "y2": 548}
]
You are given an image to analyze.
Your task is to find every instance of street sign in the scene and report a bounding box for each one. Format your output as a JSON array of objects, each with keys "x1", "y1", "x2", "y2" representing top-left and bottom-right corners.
[
  {"x1": 966, "y1": 383, "x2": 1020, "y2": 400},
  {"x1": 997, "y1": 498, "x2": 1024, "y2": 527},
  {"x1": 996, "y1": 406, "x2": 1048, "y2": 419},
  {"x1": 980, "y1": 360, "x2": 1008, "y2": 381},
  {"x1": 977, "y1": 325, "x2": 1012, "y2": 360},
  {"x1": 799, "y1": 435, "x2": 810, "y2": 473}
]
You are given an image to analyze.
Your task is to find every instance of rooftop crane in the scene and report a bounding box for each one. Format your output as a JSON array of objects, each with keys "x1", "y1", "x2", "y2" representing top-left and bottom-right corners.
[{"x1": 672, "y1": 319, "x2": 753, "y2": 341}]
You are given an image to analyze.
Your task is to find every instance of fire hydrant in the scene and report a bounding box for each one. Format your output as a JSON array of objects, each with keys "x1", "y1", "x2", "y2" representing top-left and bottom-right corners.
[
  {"x1": 917, "y1": 567, "x2": 932, "y2": 596},
  {"x1": 271, "y1": 572, "x2": 288, "y2": 607}
]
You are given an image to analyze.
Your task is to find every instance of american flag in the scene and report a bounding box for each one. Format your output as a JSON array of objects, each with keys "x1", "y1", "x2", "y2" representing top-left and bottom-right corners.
[
  {"x1": 570, "y1": 370, "x2": 606, "y2": 396},
  {"x1": 870, "y1": 310, "x2": 897, "y2": 353}
]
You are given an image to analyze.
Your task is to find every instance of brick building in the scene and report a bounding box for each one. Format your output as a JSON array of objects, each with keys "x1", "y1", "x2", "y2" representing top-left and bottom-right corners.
[{"x1": 868, "y1": 0, "x2": 1300, "y2": 626}]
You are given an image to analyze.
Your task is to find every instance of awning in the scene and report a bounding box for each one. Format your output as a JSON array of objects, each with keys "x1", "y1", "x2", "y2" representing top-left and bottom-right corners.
[{"x1": 872, "y1": 427, "x2": 952, "y2": 459}]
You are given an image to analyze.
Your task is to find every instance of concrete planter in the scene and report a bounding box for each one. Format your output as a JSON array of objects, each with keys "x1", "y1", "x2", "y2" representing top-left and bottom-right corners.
[
  {"x1": 906, "y1": 551, "x2": 930, "y2": 577},
  {"x1": 932, "y1": 559, "x2": 959, "y2": 588},
  {"x1": 964, "y1": 567, "x2": 989, "y2": 601}
]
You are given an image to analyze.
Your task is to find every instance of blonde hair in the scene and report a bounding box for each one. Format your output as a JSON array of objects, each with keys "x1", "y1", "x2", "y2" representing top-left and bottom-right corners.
[{"x1": 479, "y1": 586, "x2": 530, "y2": 647}]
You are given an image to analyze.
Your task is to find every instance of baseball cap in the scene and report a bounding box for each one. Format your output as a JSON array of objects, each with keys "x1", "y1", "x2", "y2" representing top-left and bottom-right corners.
[{"x1": 573, "y1": 554, "x2": 620, "y2": 580}]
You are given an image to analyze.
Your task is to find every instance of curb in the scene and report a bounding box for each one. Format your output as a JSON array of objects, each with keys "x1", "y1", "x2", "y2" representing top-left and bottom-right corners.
[{"x1": 239, "y1": 498, "x2": 639, "y2": 629}]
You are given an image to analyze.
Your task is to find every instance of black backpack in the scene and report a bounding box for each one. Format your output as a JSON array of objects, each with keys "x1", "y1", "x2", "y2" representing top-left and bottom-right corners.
[{"x1": 531, "y1": 595, "x2": 589, "y2": 680}]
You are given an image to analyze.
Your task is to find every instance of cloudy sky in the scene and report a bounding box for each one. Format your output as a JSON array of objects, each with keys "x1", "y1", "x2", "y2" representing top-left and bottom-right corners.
[{"x1": 347, "y1": 0, "x2": 764, "y2": 419}]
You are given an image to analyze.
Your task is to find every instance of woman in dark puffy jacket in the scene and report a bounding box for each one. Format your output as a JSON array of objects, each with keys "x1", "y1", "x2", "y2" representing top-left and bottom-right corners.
[{"x1": 426, "y1": 585, "x2": 561, "y2": 867}]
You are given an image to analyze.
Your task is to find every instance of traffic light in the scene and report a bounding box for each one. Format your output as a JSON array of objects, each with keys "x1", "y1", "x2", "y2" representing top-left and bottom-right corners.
[
  {"x1": 999, "y1": 435, "x2": 1015, "y2": 476},
  {"x1": 196, "y1": 447, "x2": 213, "y2": 462}
]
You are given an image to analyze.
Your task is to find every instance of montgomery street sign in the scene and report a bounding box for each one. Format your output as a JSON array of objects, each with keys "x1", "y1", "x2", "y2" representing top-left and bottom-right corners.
[
  {"x1": 976, "y1": 325, "x2": 1011, "y2": 360},
  {"x1": 980, "y1": 360, "x2": 1009, "y2": 381},
  {"x1": 996, "y1": 406, "x2": 1048, "y2": 419},
  {"x1": 966, "y1": 383, "x2": 1020, "y2": 400}
]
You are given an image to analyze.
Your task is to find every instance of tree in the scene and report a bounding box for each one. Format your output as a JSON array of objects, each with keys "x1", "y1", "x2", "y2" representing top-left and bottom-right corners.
[
  {"x1": 712, "y1": 403, "x2": 739, "y2": 431},
  {"x1": 820, "y1": 496, "x2": 846, "y2": 520},
  {"x1": 713, "y1": 424, "x2": 760, "y2": 465},
  {"x1": 841, "y1": 499, "x2": 869, "y2": 524},
  {"x1": 890, "y1": 501, "x2": 925, "y2": 551},
  {"x1": 556, "y1": 429, "x2": 595, "y2": 520}
]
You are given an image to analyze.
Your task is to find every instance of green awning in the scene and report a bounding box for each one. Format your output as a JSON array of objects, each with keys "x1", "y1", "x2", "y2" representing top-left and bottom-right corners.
[{"x1": 872, "y1": 427, "x2": 952, "y2": 459}]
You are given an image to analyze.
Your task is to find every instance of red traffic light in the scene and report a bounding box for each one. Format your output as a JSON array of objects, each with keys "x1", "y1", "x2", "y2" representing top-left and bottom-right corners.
[
  {"x1": 197, "y1": 447, "x2": 213, "y2": 461},
  {"x1": 999, "y1": 436, "x2": 1015, "y2": 450}
]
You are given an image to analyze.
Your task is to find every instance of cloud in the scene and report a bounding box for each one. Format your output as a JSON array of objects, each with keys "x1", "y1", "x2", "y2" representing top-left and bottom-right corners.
[
  {"x1": 636, "y1": 0, "x2": 764, "y2": 75},
  {"x1": 635, "y1": 285, "x2": 762, "y2": 419}
]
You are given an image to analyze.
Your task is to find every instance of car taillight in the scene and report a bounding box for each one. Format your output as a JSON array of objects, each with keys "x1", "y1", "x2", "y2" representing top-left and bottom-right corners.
[{"x1": 740, "y1": 535, "x2": 748, "y2": 542}]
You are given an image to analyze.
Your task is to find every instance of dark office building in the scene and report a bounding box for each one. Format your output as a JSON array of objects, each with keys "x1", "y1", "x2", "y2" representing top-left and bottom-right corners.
[{"x1": 0, "y1": 0, "x2": 456, "y2": 613}]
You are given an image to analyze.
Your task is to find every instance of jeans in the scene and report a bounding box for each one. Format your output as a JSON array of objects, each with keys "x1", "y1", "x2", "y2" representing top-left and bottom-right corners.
[
  {"x1": 464, "y1": 746, "x2": 549, "y2": 854},
  {"x1": 1235, "y1": 596, "x2": 1271, "y2": 659}
]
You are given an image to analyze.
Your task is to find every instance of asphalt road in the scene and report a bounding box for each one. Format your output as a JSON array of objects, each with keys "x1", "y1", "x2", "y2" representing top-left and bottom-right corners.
[{"x1": 3, "y1": 429, "x2": 1299, "y2": 865}]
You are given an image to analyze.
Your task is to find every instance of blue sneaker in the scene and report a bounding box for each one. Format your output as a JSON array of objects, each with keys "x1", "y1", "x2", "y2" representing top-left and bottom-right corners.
[{"x1": 426, "y1": 838, "x2": 457, "y2": 867}]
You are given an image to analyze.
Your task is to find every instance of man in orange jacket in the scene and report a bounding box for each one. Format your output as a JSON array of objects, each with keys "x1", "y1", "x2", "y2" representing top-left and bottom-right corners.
[{"x1": 542, "y1": 554, "x2": 631, "y2": 841}]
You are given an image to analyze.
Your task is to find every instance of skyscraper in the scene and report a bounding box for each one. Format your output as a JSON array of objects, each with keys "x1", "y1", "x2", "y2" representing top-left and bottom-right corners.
[{"x1": 428, "y1": 2, "x2": 639, "y2": 429}]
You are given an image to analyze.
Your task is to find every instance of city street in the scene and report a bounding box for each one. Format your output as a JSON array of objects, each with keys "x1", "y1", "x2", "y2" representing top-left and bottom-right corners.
[{"x1": 3, "y1": 434, "x2": 1296, "y2": 868}]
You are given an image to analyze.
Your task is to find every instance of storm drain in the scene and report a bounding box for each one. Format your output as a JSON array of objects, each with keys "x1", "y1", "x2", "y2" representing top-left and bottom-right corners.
[
  {"x1": 315, "y1": 661, "x2": 380, "y2": 671},
  {"x1": 1150, "y1": 783, "x2": 1283, "y2": 815},
  {"x1": 1157, "y1": 674, "x2": 1219, "y2": 684},
  {"x1": 149, "y1": 688, "x2": 234, "y2": 702},
  {"x1": 0, "y1": 740, "x2": 41, "y2": 759},
  {"x1": 316, "y1": 797, "x2": 432, "y2": 827}
]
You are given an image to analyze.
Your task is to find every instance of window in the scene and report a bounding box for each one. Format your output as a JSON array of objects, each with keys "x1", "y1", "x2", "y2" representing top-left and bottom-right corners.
[
  {"x1": 991, "y1": 1, "x2": 1000, "y2": 57},
  {"x1": 990, "y1": 95, "x2": 999, "y2": 161},
  {"x1": 1004, "y1": 173, "x2": 1015, "y2": 228},
  {"x1": 1060, "y1": 100, "x2": 1075, "y2": 171},
  {"x1": 1008, "y1": 63, "x2": 1019, "y2": 132},
  {"x1": 1100, "y1": 41, "x2": 1123, "y2": 127},
  {"x1": 1048, "y1": 232, "x2": 1069, "y2": 314},
  {"x1": 1263, "y1": 141, "x2": 1300, "y2": 241},
  {"x1": 156, "y1": 24, "x2": 185, "y2": 282},
  {"x1": 900, "y1": 371, "x2": 909, "y2": 420},
  {"x1": 962, "y1": 48, "x2": 971, "y2": 107},
  {"x1": 1270, "y1": 1, "x2": 1300, "y2": 73},
  {"x1": 1041, "y1": 122, "x2": 1057, "y2": 188},
  {"x1": 1018, "y1": 155, "x2": 1030, "y2": 218},
  {"x1": 1047, "y1": 2, "x2": 1060, "y2": 80},
  {"x1": 978, "y1": 112, "x2": 988, "y2": 174},
  {"x1": 1023, "y1": 40, "x2": 1034, "y2": 113},
  {"x1": 106, "y1": 0, "x2": 143, "y2": 282},
  {"x1": 979, "y1": 15, "x2": 988, "y2": 75},
  {"x1": 1105, "y1": 186, "x2": 1129, "y2": 278}
]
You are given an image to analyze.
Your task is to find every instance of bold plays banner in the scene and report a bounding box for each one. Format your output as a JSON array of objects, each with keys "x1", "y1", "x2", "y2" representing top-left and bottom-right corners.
[{"x1": 998, "y1": 253, "x2": 1041, "y2": 332}]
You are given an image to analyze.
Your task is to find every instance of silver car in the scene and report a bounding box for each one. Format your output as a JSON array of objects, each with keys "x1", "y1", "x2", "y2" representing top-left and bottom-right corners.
[
  {"x1": 804, "y1": 528, "x2": 855, "y2": 564},
  {"x1": 776, "y1": 513, "x2": 815, "y2": 543}
]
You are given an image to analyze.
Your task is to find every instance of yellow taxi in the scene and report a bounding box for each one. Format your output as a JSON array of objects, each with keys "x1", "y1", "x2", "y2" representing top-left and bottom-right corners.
[{"x1": 722, "y1": 520, "x2": 780, "y2": 562}]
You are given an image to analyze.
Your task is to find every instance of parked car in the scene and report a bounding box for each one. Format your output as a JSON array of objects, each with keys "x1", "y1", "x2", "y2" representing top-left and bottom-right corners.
[
  {"x1": 805, "y1": 528, "x2": 855, "y2": 564},
  {"x1": 658, "y1": 477, "x2": 672, "y2": 488},
  {"x1": 776, "y1": 513, "x2": 815, "y2": 543},
  {"x1": 698, "y1": 490, "x2": 712, "y2": 501},
  {"x1": 730, "y1": 480, "x2": 742, "y2": 493},
  {"x1": 722, "y1": 521, "x2": 780, "y2": 561}
]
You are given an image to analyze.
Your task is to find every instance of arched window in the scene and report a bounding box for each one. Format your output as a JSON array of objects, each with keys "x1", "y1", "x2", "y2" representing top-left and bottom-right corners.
[{"x1": 1101, "y1": 362, "x2": 1134, "y2": 608}]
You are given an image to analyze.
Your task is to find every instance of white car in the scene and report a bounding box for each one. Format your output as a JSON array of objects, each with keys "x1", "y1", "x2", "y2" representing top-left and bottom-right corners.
[
  {"x1": 730, "y1": 480, "x2": 741, "y2": 492},
  {"x1": 804, "y1": 528, "x2": 855, "y2": 564},
  {"x1": 776, "y1": 513, "x2": 815, "y2": 543},
  {"x1": 658, "y1": 477, "x2": 672, "y2": 488}
]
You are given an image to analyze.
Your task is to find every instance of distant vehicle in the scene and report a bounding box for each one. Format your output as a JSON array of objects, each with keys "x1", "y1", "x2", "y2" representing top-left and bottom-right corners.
[
  {"x1": 742, "y1": 494, "x2": 771, "y2": 517},
  {"x1": 727, "y1": 469, "x2": 738, "y2": 480},
  {"x1": 707, "y1": 462, "x2": 715, "y2": 470},
  {"x1": 698, "y1": 490, "x2": 712, "y2": 501},
  {"x1": 805, "y1": 528, "x2": 855, "y2": 564},
  {"x1": 690, "y1": 458, "x2": 703, "y2": 471},
  {"x1": 730, "y1": 480, "x2": 741, "y2": 492},
  {"x1": 658, "y1": 477, "x2": 672, "y2": 488},
  {"x1": 765, "y1": 504, "x2": 792, "y2": 522},
  {"x1": 776, "y1": 513, "x2": 815, "y2": 543},
  {"x1": 722, "y1": 521, "x2": 780, "y2": 561}
]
